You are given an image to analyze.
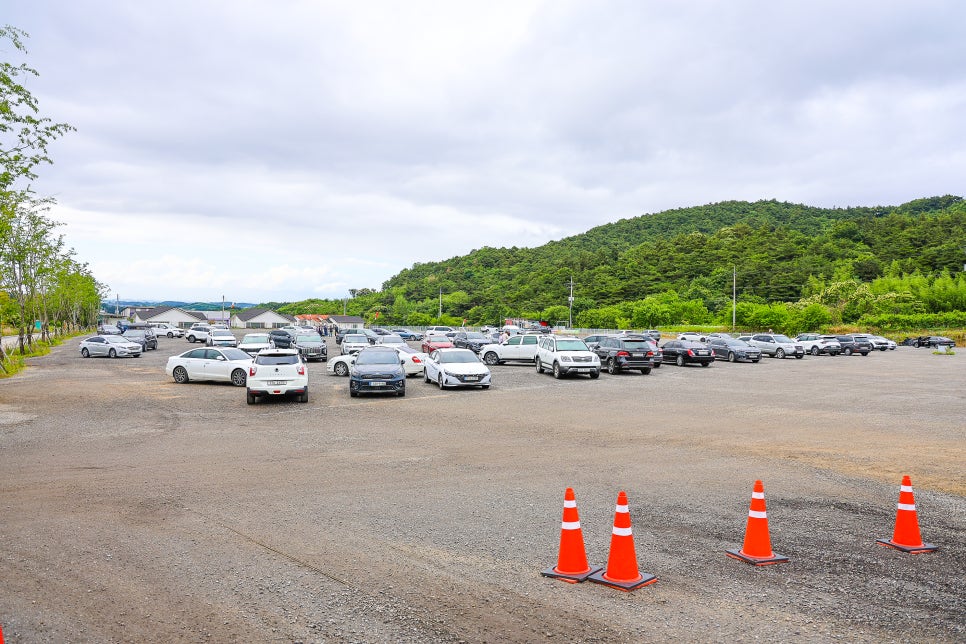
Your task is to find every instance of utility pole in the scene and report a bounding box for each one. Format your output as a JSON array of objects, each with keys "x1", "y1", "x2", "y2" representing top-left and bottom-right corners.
[
  {"x1": 568, "y1": 276, "x2": 574, "y2": 329},
  {"x1": 221, "y1": 295, "x2": 225, "y2": 326},
  {"x1": 438, "y1": 287, "x2": 442, "y2": 321}
]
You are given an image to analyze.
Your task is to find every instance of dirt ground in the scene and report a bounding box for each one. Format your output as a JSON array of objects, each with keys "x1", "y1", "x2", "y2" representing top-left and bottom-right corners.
[{"x1": 1, "y1": 335, "x2": 964, "y2": 642}]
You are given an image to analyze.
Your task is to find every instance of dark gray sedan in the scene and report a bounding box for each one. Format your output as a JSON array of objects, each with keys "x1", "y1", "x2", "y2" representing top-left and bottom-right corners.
[{"x1": 708, "y1": 337, "x2": 762, "y2": 363}]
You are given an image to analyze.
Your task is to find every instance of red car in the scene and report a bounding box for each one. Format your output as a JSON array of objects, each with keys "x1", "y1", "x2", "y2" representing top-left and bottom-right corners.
[{"x1": 421, "y1": 337, "x2": 454, "y2": 353}]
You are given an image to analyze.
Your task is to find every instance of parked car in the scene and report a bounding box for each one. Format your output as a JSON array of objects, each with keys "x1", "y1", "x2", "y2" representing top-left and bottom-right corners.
[
  {"x1": 644, "y1": 330, "x2": 662, "y2": 341},
  {"x1": 335, "y1": 327, "x2": 359, "y2": 344},
  {"x1": 425, "y1": 326, "x2": 456, "y2": 337},
  {"x1": 391, "y1": 328, "x2": 424, "y2": 341},
  {"x1": 79, "y1": 335, "x2": 142, "y2": 358},
  {"x1": 593, "y1": 335, "x2": 656, "y2": 374},
  {"x1": 390, "y1": 344, "x2": 429, "y2": 377},
  {"x1": 535, "y1": 335, "x2": 601, "y2": 379},
  {"x1": 660, "y1": 340, "x2": 714, "y2": 367},
  {"x1": 452, "y1": 330, "x2": 490, "y2": 353},
  {"x1": 375, "y1": 334, "x2": 407, "y2": 348},
  {"x1": 237, "y1": 332, "x2": 273, "y2": 355},
  {"x1": 185, "y1": 324, "x2": 212, "y2": 344},
  {"x1": 166, "y1": 347, "x2": 252, "y2": 387},
  {"x1": 206, "y1": 328, "x2": 238, "y2": 348},
  {"x1": 582, "y1": 334, "x2": 609, "y2": 351},
  {"x1": 246, "y1": 348, "x2": 308, "y2": 404},
  {"x1": 122, "y1": 328, "x2": 158, "y2": 351},
  {"x1": 825, "y1": 335, "x2": 872, "y2": 356},
  {"x1": 423, "y1": 348, "x2": 492, "y2": 390},
  {"x1": 708, "y1": 337, "x2": 762, "y2": 363},
  {"x1": 293, "y1": 333, "x2": 327, "y2": 361},
  {"x1": 327, "y1": 353, "x2": 356, "y2": 377},
  {"x1": 97, "y1": 324, "x2": 121, "y2": 335},
  {"x1": 341, "y1": 333, "x2": 370, "y2": 355},
  {"x1": 795, "y1": 333, "x2": 842, "y2": 356},
  {"x1": 478, "y1": 333, "x2": 540, "y2": 366},
  {"x1": 852, "y1": 333, "x2": 891, "y2": 351},
  {"x1": 268, "y1": 328, "x2": 296, "y2": 348},
  {"x1": 901, "y1": 335, "x2": 956, "y2": 348},
  {"x1": 349, "y1": 347, "x2": 406, "y2": 397},
  {"x1": 870, "y1": 335, "x2": 897, "y2": 350},
  {"x1": 421, "y1": 336, "x2": 455, "y2": 354},
  {"x1": 149, "y1": 322, "x2": 184, "y2": 338},
  {"x1": 746, "y1": 334, "x2": 805, "y2": 359},
  {"x1": 678, "y1": 332, "x2": 709, "y2": 343}
]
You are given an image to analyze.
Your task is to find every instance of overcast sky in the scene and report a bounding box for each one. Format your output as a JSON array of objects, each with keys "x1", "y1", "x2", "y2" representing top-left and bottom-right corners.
[{"x1": 6, "y1": 1, "x2": 965, "y2": 304}]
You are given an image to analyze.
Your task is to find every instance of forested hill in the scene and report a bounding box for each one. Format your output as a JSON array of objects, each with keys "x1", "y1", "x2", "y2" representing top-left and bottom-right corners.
[{"x1": 382, "y1": 196, "x2": 966, "y2": 313}]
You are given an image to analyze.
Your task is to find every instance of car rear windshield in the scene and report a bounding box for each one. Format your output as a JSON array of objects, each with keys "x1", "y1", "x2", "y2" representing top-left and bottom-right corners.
[
  {"x1": 620, "y1": 341, "x2": 651, "y2": 350},
  {"x1": 255, "y1": 354, "x2": 299, "y2": 365}
]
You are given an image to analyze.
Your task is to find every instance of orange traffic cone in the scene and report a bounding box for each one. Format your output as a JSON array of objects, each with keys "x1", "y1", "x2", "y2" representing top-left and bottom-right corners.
[
  {"x1": 541, "y1": 487, "x2": 602, "y2": 582},
  {"x1": 726, "y1": 480, "x2": 789, "y2": 566},
  {"x1": 877, "y1": 475, "x2": 938, "y2": 553},
  {"x1": 588, "y1": 491, "x2": 657, "y2": 591}
]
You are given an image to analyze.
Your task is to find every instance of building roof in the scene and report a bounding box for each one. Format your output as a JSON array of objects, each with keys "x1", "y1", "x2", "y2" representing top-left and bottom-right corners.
[
  {"x1": 328, "y1": 315, "x2": 365, "y2": 325},
  {"x1": 234, "y1": 308, "x2": 295, "y2": 322},
  {"x1": 137, "y1": 306, "x2": 206, "y2": 321}
]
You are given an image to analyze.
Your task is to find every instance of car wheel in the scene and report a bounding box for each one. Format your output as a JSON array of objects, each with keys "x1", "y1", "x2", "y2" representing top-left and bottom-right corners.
[
  {"x1": 844, "y1": 347, "x2": 853, "y2": 356},
  {"x1": 188, "y1": 335, "x2": 195, "y2": 343},
  {"x1": 81, "y1": 348, "x2": 90, "y2": 358},
  {"x1": 173, "y1": 366, "x2": 189, "y2": 384},
  {"x1": 589, "y1": 370, "x2": 600, "y2": 379},
  {"x1": 861, "y1": 352, "x2": 869, "y2": 356},
  {"x1": 397, "y1": 387, "x2": 405, "y2": 397},
  {"x1": 810, "y1": 346, "x2": 820, "y2": 356},
  {"x1": 108, "y1": 348, "x2": 117, "y2": 358},
  {"x1": 676, "y1": 355, "x2": 684, "y2": 367},
  {"x1": 167, "y1": 332, "x2": 174, "y2": 338},
  {"x1": 727, "y1": 352, "x2": 736, "y2": 363},
  {"x1": 246, "y1": 391, "x2": 256, "y2": 404},
  {"x1": 751, "y1": 359, "x2": 760, "y2": 363},
  {"x1": 334, "y1": 361, "x2": 349, "y2": 377},
  {"x1": 775, "y1": 348, "x2": 785, "y2": 359},
  {"x1": 795, "y1": 354, "x2": 804, "y2": 359},
  {"x1": 607, "y1": 358, "x2": 619, "y2": 374},
  {"x1": 552, "y1": 362, "x2": 562, "y2": 379},
  {"x1": 437, "y1": 374, "x2": 445, "y2": 390},
  {"x1": 700, "y1": 361, "x2": 709, "y2": 367},
  {"x1": 481, "y1": 384, "x2": 490, "y2": 390},
  {"x1": 483, "y1": 351, "x2": 499, "y2": 366},
  {"x1": 231, "y1": 369, "x2": 247, "y2": 387},
  {"x1": 299, "y1": 390, "x2": 309, "y2": 403},
  {"x1": 535, "y1": 358, "x2": 543, "y2": 373},
  {"x1": 424, "y1": 370, "x2": 431, "y2": 383},
  {"x1": 641, "y1": 367, "x2": 651, "y2": 375},
  {"x1": 653, "y1": 362, "x2": 661, "y2": 368}
]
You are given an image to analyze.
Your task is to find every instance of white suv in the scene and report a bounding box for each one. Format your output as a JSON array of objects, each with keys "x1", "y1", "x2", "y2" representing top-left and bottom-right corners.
[
  {"x1": 150, "y1": 322, "x2": 184, "y2": 338},
  {"x1": 246, "y1": 349, "x2": 308, "y2": 404},
  {"x1": 534, "y1": 335, "x2": 600, "y2": 379},
  {"x1": 186, "y1": 324, "x2": 212, "y2": 343},
  {"x1": 479, "y1": 333, "x2": 540, "y2": 365}
]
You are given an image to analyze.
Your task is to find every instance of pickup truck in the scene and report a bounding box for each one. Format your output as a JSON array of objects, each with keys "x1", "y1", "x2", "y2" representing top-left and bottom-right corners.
[
  {"x1": 479, "y1": 333, "x2": 541, "y2": 365},
  {"x1": 534, "y1": 335, "x2": 600, "y2": 379}
]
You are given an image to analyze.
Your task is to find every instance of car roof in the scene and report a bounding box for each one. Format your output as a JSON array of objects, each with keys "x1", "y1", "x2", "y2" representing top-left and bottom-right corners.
[{"x1": 258, "y1": 348, "x2": 298, "y2": 355}]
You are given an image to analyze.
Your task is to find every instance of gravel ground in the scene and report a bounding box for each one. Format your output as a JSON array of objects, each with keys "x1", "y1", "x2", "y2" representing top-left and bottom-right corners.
[{"x1": 0, "y1": 334, "x2": 964, "y2": 642}]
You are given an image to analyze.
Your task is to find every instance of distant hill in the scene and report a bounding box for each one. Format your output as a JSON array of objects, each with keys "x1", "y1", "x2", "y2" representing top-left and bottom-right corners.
[{"x1": 112, "y1": 300, "x2": 257, "y2": 311}]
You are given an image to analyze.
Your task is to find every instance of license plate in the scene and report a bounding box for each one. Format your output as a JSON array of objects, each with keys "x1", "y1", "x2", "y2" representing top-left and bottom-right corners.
[
  {"x1": 268, "y1": 380, "x2": 287, "y2": 385},
  {"x1": 575, "y1": 368, "x2": 590, "y2": 372},
  {"x1": 464, "y1": 375, "x2": 479, "y2": 381},
  {"x1": 697, "y1": 351, "x2": 709, "y2": 355},
  {"x1": 631, "y1": 353, "x2": 642, "y2": 357},
  {"x1": 368, "y1": 381, "x2": 384, "y2": 386}
]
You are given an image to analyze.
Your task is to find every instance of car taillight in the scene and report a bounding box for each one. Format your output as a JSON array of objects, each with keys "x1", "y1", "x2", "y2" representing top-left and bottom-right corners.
[
  {"x1": 687, "y1": 349, "x2": 694, "y2": 356},
  {"x1": 297, "y1": 364, "x2": 305, "y2": 375},
  {"x1": 617, "y1": 350, "x2": 630, "y2": 357},
  {"x1": 249, "y1": 366, "x2": 257, "y2": 376},
  {"x1": 646, "y1": 351, "x2": 654, "y2": 357},
  {"x1": 412, "y1": 356, "x2": 421, "y2": 363}
]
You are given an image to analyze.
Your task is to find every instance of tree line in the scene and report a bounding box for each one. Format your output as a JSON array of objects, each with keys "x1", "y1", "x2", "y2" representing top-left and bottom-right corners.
[{"x1": 1, "y1": 25, "x2": 103, "y2": 370}]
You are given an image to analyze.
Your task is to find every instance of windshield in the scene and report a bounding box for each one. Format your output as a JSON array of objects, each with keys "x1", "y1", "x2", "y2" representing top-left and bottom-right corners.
[
  {"x1": 438, "y1": 350, "x2": 480, "y2": 364},
  {"x1": 221, "y1": 348, "x2": 252, "y2": 361},
  {"x1": 356, "y1": 351, "x2": 400, "y2": 365},
  {"x1": 344, "y1": 335, "x2": 367, "y2": 342},
  {"x1": 773, "y1": 335, "x2": 794, "y2": 343},
  {"x1": 105, "y1": 335, "x2": 132, "y2": 343},
  {"x1": 464, "y1": 333, "x2": 485, "y2": 340},
  {"x1": 212, "y1": 330, "x2": 233, "y2": 337},
  {"x1": 556, "y1": 339, "x2": 589, "y2": 351},
  {"x1": 240, "y1": 335, "x2": 269, "y2": 344},
  {"x1": 381, "y1": 335, "x2": 404, "y2": 343},
  {"x1": 124, "y1": 331, "x2": 145, "y2": 338},
  {"x1": 296, "y1": 335, "x2": 319, "y2": 342},
  {"x1": 725, "y1": 339, "x2": 749, "y2": 347}
]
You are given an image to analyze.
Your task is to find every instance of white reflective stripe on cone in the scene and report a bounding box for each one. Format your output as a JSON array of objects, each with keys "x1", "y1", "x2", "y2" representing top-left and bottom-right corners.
[
  {"x1": 615, "y1": 504, "x2": 629, "y2": 513},
  {"x1": 612, "y1": 526, "x2": 632, "y2": 537},
  {"x1": 563, "y1": 499, "x2": 577, "y2": 508},
  {"x1": 748, "y1": 510, "x2": 767, "y2": 519},
  {"x1": 897, "y1": 503, "x2": 916, "y2": 511},
  {"x1": 561, "y1": 521, "x2": 581, "y2": 530},
  {"x1": 900, "y1": 485, "x2": 914, "y2": 493},
  {"x1": 751, "y1": 492, "x2": 765, "y2": 499}
]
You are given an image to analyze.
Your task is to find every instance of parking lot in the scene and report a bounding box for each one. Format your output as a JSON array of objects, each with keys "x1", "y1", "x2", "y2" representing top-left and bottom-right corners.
[{"x1": 1, "y1": 333, "x2": 964, "y2": 642}]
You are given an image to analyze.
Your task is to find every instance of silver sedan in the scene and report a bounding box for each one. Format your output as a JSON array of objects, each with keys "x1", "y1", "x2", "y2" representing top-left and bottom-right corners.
[{"x1": 79, "y1": 335, "x2": 142, "y2": 358}]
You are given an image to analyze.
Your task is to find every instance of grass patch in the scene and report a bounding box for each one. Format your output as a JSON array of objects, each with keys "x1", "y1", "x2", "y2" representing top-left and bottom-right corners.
[{"x1": 0, "y1": 330, "x2": 88, "y2": 378}]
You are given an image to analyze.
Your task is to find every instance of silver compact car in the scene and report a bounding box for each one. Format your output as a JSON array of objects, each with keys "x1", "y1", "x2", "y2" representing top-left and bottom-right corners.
[{"x1": 79, "y1": 335, "x2": 142, "y2": 358}]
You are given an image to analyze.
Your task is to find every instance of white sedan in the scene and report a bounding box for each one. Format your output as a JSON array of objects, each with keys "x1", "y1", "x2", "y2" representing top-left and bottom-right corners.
[
  {"x1": 327, "y1": 352, "x2": 356, "y2": 377},
  {"x1": 166, "y1": 347, "x2": 253, "y2": 386},
  {"x1": 423, "y1": 348, "x2": 491, "y2": 390},
  {"x1": 390, "y1": 344, "x2": 428, "y2": 376}
]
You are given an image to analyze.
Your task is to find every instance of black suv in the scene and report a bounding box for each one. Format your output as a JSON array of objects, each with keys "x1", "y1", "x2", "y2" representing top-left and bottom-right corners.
[
  {"x1": 452, "y1": 330, "x2": 490, "y2": 353},
  {"x1": 292, "y1": 332, "x2": 327, "y2": 361},
  {"x1": 826, "y1": 334, "x2": 872, "y2": 356},
  {"x1": 593, "y1": 335, "x2": 656, "y2": 374},
  {"x1": 269, "y1": 328, "x2": 296, "y2": 348},
  {"x1": 122, "y1": 328, "x2": 158, "y2": 351}
]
